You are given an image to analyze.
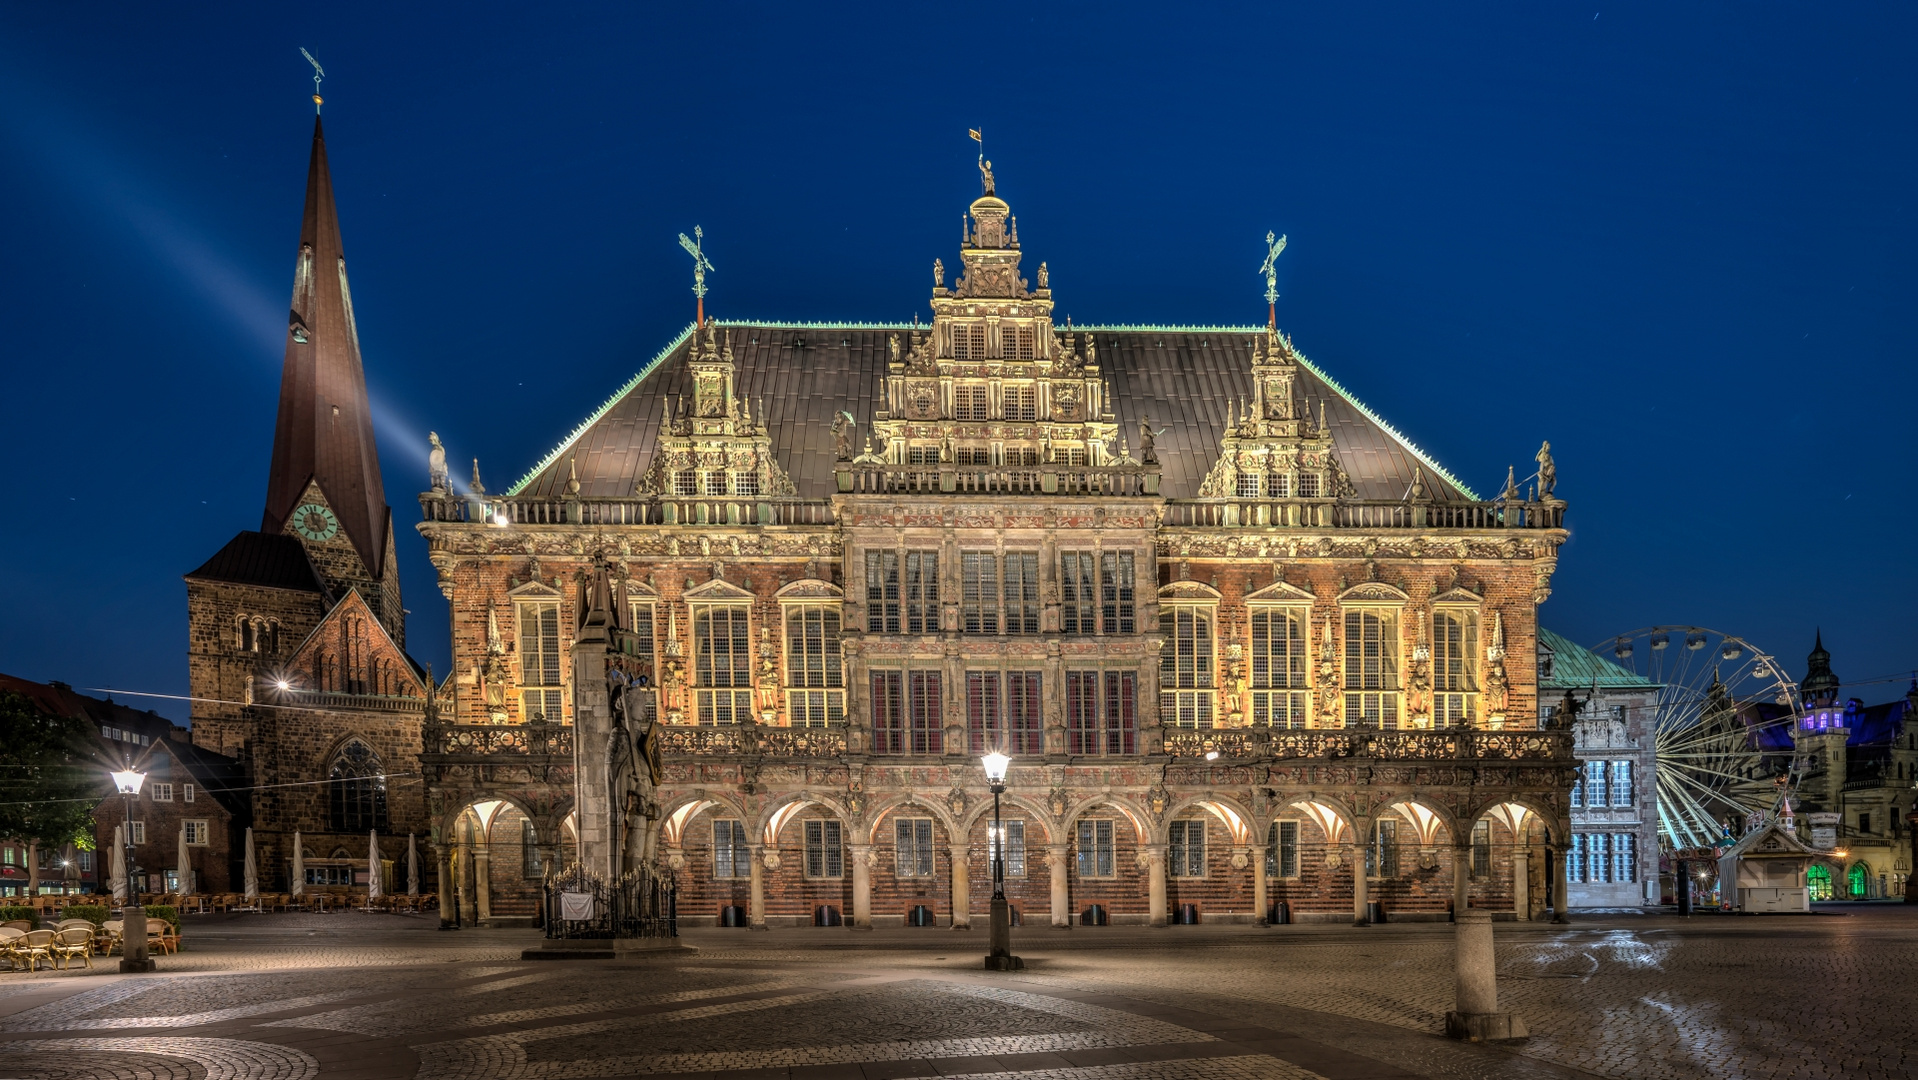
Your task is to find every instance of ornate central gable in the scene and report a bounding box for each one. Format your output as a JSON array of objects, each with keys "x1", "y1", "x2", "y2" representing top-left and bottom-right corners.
[
  {"x1": 635, "y1": 320, "x2": 796, "y2": 504},
  {"x1": 1197, "y1": 327, "x2": 1354, "y2": 501}
]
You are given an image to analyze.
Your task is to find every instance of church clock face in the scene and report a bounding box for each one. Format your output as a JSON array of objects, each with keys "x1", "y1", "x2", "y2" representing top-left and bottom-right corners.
[{"x1": 291, "y1": 503, "x2": 339, "y2": 542}]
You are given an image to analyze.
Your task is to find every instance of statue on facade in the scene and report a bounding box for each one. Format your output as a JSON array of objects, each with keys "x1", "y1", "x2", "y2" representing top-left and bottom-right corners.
[
  {"x1": 889, "y1": 333, "x2": 901, "y2": 364},
  {"x1": 940, "y1": 431, "x2": 954, "y2": 463},
  {"x1": 1084, "y1": 333, "x2": 1097, "y2": 364},
  {"x1": 1138, "y1": 416, "x2": 1161, "y2": 465},
  {"x1": 933, "y1": 258, "x2": 944, "y2": 288},
  {"x1": 427, "y1": 432, "x2": 448, "y2": 492},
  {"x1": 1037, "y1": 261, "x2": 1048, "y2": 289},
  {"x1": 1536, "y1": 440, "x2": 1557, "y2": 498},
  {"x1": 979, "y1": 158, "x2": 996, "y2": 195},
  {"x1": 830, "y1": 411, "x2": 857, "y2": 461}
]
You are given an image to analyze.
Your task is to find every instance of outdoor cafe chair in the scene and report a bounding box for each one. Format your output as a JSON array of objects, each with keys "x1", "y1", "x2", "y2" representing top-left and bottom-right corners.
[
  {"x1": 0, "y1": 926, "x2": 25, "y2": 970},
  {"x1": 15, "y1": 931, "x2": 55, "y2": 972},
  {"x1": 51, "y1": 928, "x2": 93, "y2": 970},
  {"x1": 99, "y1": 920, "x2": 124, "y2": 955}
]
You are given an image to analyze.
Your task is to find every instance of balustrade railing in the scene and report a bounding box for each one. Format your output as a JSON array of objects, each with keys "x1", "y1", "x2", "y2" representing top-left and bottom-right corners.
[
  {"x1": 838, "y1": 463, "x2": 1159, "y2": 497},
  {"x1": 1159, "y1": 498, "x2": 1564, "y2": 530},
  {"x1": 424, "y1": 722, "x2": 575, "y2": 758},
  {"x1": 273, "y1": 689, "x2": 426, "y2": 714},
  {"x1": 419, "y1": 494, "x2": 834, "y2": 526},
  {"x1": 1163, "y1": 727, "x2": 1570, "y2": 762}
]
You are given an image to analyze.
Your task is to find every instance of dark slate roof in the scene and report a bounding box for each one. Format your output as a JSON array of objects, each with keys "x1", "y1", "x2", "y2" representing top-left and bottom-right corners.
[
  {"x1": 1537, "y1": 628, "x2": 1663, "y2": 691},
  {"x1": 1741, "y1": 698, "x2": 1912, "y2": 754},
  {"x1": 185, "y1": 531, "x2": 323, "y2": 593},
  {"x1": 509, "y1": 322, "x2": 1476, "y2": 502}
]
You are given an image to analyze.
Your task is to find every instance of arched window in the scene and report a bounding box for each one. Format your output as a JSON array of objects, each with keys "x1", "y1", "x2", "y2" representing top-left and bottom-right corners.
[
  {"x1": 328, "y1": 740, "x2": 389, "y2": 833},
  {"x1": 1807, "y1": 863, "x2": 1833, "y2": 901},
  {"x1": 1847, "y1": 862, "x2": 1870, "y2": 899},
  {"x1": 239, "y1": 618, "x2": 255, "y2": 652}
]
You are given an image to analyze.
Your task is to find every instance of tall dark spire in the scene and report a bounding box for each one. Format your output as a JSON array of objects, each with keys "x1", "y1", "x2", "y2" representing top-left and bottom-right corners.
[{"x1": 262, "y1": 117, "x2": 389, "y2": 582}]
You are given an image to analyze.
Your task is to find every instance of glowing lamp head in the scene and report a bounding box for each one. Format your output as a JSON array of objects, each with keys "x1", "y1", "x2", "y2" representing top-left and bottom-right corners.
[
  {"x1": 275, "y1": 679, "x2": 291, "y2": 691},
  {"x1": 111, "y1": 768, "x2": 147, "y2": 795},
  {"x1": 981, "y1": 752, "x2": 1010, "y2": 784}
]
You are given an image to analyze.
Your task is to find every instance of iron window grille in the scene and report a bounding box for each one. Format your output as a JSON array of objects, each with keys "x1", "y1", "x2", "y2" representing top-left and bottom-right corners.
[
  {"x1": 712, "y1": 819, "x2": 751, "y2": 879},
  {"x1": 1169, "y1": 820, "x2": 1206, "y2": 877},
  {"x1": 1160, "y1": 607, "x2": 1216, "y2": 728},
  {"x1": 1249, "y1": 607, "x2": 1310, "y2": 728},
  {"x1": 895, "y1": 818, "x2": 935, "y2": 877},
  {"x1": 805, "y1": 820, "x2": 844, "y2": 878},
  {"x1": 694, "y1": 606, "x2": 752, "y2": 725},
  {"x1": 518, "y1": 599, "x2": 565, "y2": 722}
]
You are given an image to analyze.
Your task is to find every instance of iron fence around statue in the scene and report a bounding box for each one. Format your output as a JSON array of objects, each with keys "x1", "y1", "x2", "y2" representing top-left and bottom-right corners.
[{"x1": 541, "y1": 864, "x2": 677, "y2": 940}]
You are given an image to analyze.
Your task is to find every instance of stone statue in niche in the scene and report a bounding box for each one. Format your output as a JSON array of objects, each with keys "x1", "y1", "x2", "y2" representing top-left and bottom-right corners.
[
  {"x1": 427, "y1": 432, "x2": 448, "y2": 492},
  {"x1": 1536, "y1": 440, "x2": 1557, "y2": 498}
]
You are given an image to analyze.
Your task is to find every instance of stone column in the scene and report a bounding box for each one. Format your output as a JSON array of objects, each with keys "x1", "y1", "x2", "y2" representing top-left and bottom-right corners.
[
  {"x1": 571, "y1": 615, "x2": 617, "y2": 881},
  {"x1": 474, "y1": 845, "x2": 493, "y2": 924},
  {"x1": 849, "y1": 844, "x2": 872, "y2": 928},
  {"x1": 436, "y1": 845, "x2": 455, "y2": 929},
  {"x1": 1252, "y1": 844, "x2": 1269, "y2": 925},
  {"x1": 1049, "y1": 844, "x2": 1070, "y2": 927},
  {"x1": 1511, "y1": 848, "x2": 1530, "y2": 921},
  {"x1": 1549, "y1": 840, "x2": 1570, "y2": 924},
  {"x1": 1453, "y1": 842, "x2": 1472, "y2": 916},
  {"x1": 1146, "y1": 844, "x2": 1168, "y2": 927},
  {"x1": 1906, "y1": 811, "x2": 1918, "y2": 904},
  {"x1": 950, "y1": 846, "x2": 972, "y2": 929},
  {"x1": 1352, "y1": 816, "x2": 1371, "y2": 926},
  {"x1": 748, "y1": 845, "x2": 768, "y2": 930},
  {"x1": 1444, "y1": 909, "x2": 1526, "y2": 1040},
  {"x1": 26, "y1": 844, "x2": 38, "y2": 898}
]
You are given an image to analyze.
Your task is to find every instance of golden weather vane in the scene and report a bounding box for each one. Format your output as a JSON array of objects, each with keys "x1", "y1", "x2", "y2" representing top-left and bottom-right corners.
[
  {"x1": 678, "y1": 226, "x2": 715, "y2": 326},
  {"x1": 299, "y1": 48, "x2": 325, "y2": 113},
  {"x1": 1257, "y1": 230, "x2": 1288, "y2": 328}
]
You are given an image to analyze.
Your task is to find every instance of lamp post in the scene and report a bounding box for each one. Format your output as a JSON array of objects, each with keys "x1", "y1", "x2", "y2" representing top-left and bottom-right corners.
[
  {"x1": 981, "y1": 752, "x2": 1022, "y2": 970},
  {"x1": 110, "y1": 766, "x2": 154, "y2": 973}
]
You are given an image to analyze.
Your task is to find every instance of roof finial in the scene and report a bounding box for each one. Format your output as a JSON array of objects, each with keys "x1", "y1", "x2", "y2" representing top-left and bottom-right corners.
[
  {"x1": 969, "y1": 128, "x2": 993, "y2": 194},
  {"x1": 678, "y1": 226, "x2": 715, "y2": 326},
  {"x1": 1258, "y1": 231, "x2": 1287, "y2": 328},
  {"x1": 300, "y1": 48, "x2": 325, "y2": 114}
]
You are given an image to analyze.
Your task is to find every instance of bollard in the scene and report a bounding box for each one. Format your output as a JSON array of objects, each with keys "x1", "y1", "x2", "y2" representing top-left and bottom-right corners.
[
  {"x1": 1444, "y1": 910, "x2": 1524, "y2": 1041},
  {"x1": 120, "y1": 905, "x2": 155, "y2": 973}
]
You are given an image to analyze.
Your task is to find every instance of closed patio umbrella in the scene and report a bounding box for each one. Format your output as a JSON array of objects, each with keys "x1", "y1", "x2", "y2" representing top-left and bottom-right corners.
[
  {"x1": 406, "y1": 833, "x2": 420, "y2": 896},
  {"x1": 367, "y1": 830, "x2": 384, "y2": 903},
  {"x1": 109, "y1": 826, "x2": 126, "y2": 903},
  {"x1": 290, "y1": 831, "x2": 305, "y2": 897},
  {"x1": 243, "y1": 827, "x2": 259, "y2": 905},
  {"x1": 177, "y1": 823, "x2": 193, "y2": 896}
]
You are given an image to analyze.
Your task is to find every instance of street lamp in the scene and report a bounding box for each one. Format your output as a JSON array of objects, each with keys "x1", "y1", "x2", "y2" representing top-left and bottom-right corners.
[
  {"x1": 981, "y1": 752, "x2": 1022, "y2": 971},
  {"x1": 110, "y1": 766, "x2": 155, "y2": 973}
]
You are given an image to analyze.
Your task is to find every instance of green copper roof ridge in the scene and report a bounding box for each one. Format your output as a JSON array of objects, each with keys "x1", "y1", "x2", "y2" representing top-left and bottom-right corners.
[
  {"x1": 506, "y1": 321, "x2": 698, "y2": 495},
  {"x1": 1286, "y1": 347, "x2": 1479, "y2": 501}
]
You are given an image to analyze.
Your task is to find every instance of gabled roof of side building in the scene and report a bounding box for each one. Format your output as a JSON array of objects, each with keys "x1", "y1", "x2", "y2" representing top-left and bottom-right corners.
[
  {"x1": 508, "y1": 321, "x2": 1478, "y2": 503},
  {"x1": 1537, "y1": 627, "x2": 1663, "y2": 691},
  {"x1": 184, "y1": 531, "x2": 325, "y2": 594}
]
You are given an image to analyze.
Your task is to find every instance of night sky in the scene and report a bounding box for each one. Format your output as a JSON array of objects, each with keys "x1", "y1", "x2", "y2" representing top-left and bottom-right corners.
[{"x1": 3, "y1": 3, "x2": 1912, "y2": 720}]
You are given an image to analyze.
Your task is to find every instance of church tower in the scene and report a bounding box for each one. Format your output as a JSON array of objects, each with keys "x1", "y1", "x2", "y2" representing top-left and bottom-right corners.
[{"x1": 261, "y1": 116, "x2": 403, "y2": 643}]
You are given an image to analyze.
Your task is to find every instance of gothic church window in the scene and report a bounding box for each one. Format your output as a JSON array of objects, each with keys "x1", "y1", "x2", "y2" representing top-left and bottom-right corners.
[
  {"x1": 895, "y1": 817, "x2": 935, "y2": 877},
  {"x1": 1169, "y1": 820, "x2": 1205, "y2": 877},
  {"x1": 1250, "y1": 607, "x2": 1309, "y2": 728},
  {"x1": 805, "y1": 820, "x2": 844, "y2": 878},
  {"x1": 1342, "y1": 609, "x2": 1401, "y2": 728},
  {"x1": 1432, "y1": 609, "x2": 1478, "y2": 727},
  {"x1": 694, "y1": 606, "x2": 752, "y2": 725},
  {"x1": 1160, "y1": 607, "x2": 1216, "y2": 728},
  {"x1": 517, "y1": 599, "x2": 564, "y2": 722},
  {"x1": 785, "y1": 605, "x2": 844, "y2": 727},
  {"x1": 328, "y1": 739, "x2": 388, "y2": 834},
  {"x1": 712, "y1": 819, "x2": 750, "y2": 879}
]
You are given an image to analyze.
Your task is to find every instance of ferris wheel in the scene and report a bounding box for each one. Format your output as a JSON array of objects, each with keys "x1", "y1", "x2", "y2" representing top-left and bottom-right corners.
[{"x1": 1596, "y1": 626, "x2": 1805, "y2": 853}]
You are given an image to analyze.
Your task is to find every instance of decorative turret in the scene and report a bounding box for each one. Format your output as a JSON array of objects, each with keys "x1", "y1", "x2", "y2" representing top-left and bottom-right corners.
[
  {"x1": 1801, "y1": 631, "x2": 1840, "y2": 707},
  {"x1": 1196, "y1": 326, "x2": 1352, "y2": 505},
  {"x1": 634, "y1": 320, "x2": 795, "y2": 513}
]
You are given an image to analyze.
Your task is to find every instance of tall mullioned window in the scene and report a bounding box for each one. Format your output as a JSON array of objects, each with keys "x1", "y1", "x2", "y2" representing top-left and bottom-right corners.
[
  {"x1": 1169, "y1": 820, "x2": 1205, "y2": 877},
  {"x1": 517, "y1": 599, "x2": 563, "y2": 722},
  {"x1": 1066, "y1": 671, "x2": 1136, "y2": 755},
  {"x1": 962, "y1": 552, "x2": 1000, "y2": 634},
  {"x1": 805, "y1": 820, "x2": 843, "y2": 878},
  {"x1": 1003, "y1": 553, "x2": 1040, "y2": 634},
  {"x1": 1060, "y1": 552, "x2": 1096, "y2": 634},
  {"x1": 1249, "y1": 608, "x2": 1309, "y2": 728},
  {"x1": 1265, "y1": 820, "x2": 1300, "y2": 878},
  {"x1": 1432, "y1": 609, "x2": 1477, "y2": 726},
  {"x1": 1160, "y1": 608, "x2": 1216, "y2": 728},
  {"x1": 865, "y1": 552, "x2": 900, "y2": 633},
  {"x1": 1366, "y1": 818, "x2": 1399, "y2": 878},
  {"x1": 785, "y1": 605, "x2": 844, "y2": 726},
  {"x1": 712, "y1": 819, "x2": 750, "y2": 879},
  {"x1": 628, "y1": 602, "x2": 655, "y2": 660},
  {"x1": 1611, "y1": 761, "x2": 1633, "y2": 807},
  {"x1": 1342, "y1": 609, "x2": 1400, "y2": 728},
  {"x1": 1101, "y1": 553, "x2": 1136, "y2": 634},
  {"x1": 905, "y1": 551, "x2": 938, "y2": 633},
  {"x1": 895, "y1": 818, "x2": 935, "y2": 877},
  {"x1": 694, "y1": 606, "x2": 752, "y2": 725},
  {"x1": 990, "y1": 819, "x2": 1026, "y2": 877},
  {"x1": 1076, "y1": 819, "x2": 1116, "y2": 878}
]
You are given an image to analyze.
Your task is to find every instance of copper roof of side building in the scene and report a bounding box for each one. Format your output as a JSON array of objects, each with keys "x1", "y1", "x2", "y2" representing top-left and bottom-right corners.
[{"x1": 510, "y1": 321, "x2": 1476, "y2": 503}]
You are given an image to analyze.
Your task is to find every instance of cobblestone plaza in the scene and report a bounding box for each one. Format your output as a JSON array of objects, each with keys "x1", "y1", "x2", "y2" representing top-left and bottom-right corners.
[{"x1": 1, "y1": 908, "x2": 1912, "y2": 1079}]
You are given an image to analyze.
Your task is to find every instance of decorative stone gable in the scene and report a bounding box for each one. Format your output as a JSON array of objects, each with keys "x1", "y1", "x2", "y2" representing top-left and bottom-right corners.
[
  {"x1": 1198, "y1": 327, "x2": 1353, "y2": 501},
  {"x1": 635, "y1": 320, "x2": 796, "y2": 503}
]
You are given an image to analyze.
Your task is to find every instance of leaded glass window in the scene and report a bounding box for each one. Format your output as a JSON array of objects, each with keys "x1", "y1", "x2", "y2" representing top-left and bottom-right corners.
[
  {"x1": 1160, "y1": 607, "x2": 1215, "y2": 728},
  {"x1": 694, "y1": 606, "x2": 751, "y2": 725},
  {"x1": 785, "y1": 605, "x2": 844, "y2": 727},
  {"x1": 517, "y1": 599, "x2": 564, "y2": 722},
  {"x1": 1250, "y1": 607, "x2": 1309, "y2": 728},
  {"x1": 328, "y1": 740, "x2": 388, "y2": 833},
  {"x1": 1342, "y1": 609, "x2": 1400, "y2": 728}
]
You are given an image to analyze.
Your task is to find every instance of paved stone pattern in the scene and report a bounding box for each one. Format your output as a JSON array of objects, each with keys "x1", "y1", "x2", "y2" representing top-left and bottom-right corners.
[{"x1": 0, "y1": 908, "x2": 1912, "y2": 1079}]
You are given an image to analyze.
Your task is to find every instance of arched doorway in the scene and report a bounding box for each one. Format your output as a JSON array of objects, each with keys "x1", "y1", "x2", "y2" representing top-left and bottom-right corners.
[
  {"x1": 1846, "y1": 862, "x2": 1871, "y2": 899},
  {"x1": 1807, "y1": 863, "x2": 1833, "y2": 901}
]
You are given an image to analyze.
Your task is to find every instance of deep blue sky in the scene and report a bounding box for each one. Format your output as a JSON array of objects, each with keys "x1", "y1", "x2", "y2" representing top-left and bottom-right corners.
[{"x1": 3, "y1": 3, "x2": 1912, "y2": 720}]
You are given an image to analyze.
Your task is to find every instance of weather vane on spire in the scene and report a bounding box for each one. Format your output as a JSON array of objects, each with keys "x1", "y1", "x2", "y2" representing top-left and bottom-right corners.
[
  {"x1": 678, "y1": 226, "x2": 715, "y2": 326},
  {"x1": 299, "y1": 48, "x2": 325, "y2": 114},
  {"x1": 1257, "y1": 230, "x2": 1288, "y2": 328}
]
